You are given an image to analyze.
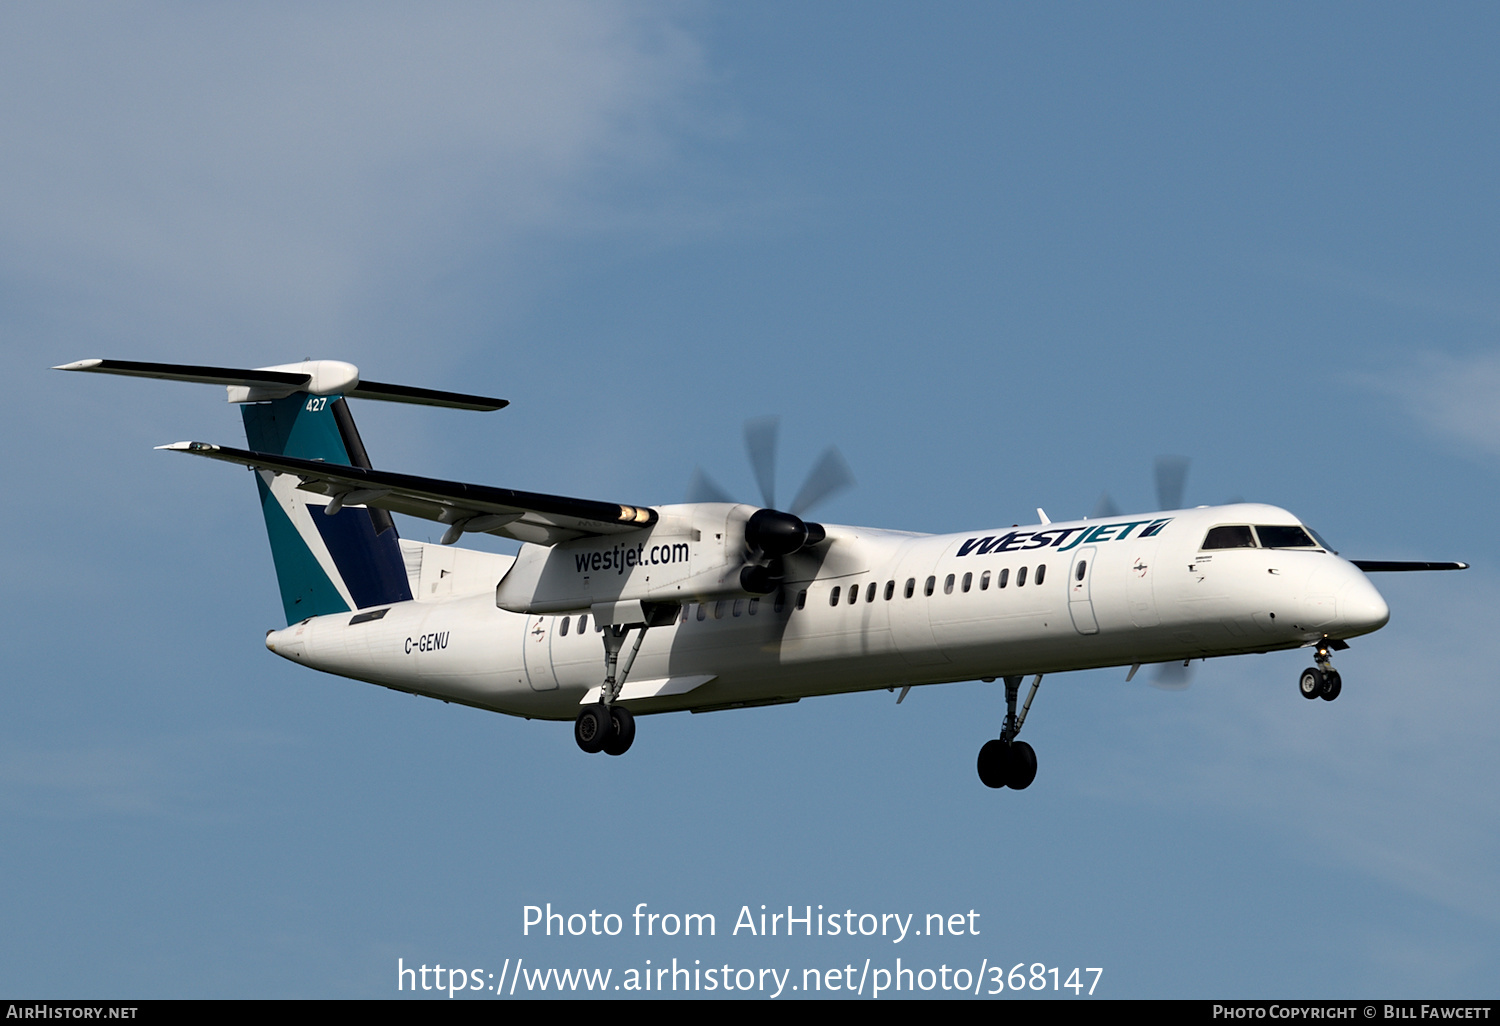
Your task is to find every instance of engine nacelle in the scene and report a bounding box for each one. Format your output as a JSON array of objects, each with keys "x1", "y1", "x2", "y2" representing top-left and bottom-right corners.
[{"x1": 495, "y1": 503, "x2": 753, "y2": 615}]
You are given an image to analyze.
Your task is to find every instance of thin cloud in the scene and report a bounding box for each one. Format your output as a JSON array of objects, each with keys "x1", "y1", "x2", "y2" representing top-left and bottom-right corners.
[
  {"x1": 1360, "y1": 351, "x2": 1500, "y2": 456},
  {"x1": 1268, "y1": 255, "x2": 1500, "y2": 327},
  {"x1": 0, "y1": 3, "x2": 709, "y2": 356}
]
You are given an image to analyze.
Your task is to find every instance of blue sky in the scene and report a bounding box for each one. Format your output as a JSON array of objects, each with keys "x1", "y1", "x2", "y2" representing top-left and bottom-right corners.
[{"x1": 3, "y1": 2, "x2": 1497, "y2": 998}]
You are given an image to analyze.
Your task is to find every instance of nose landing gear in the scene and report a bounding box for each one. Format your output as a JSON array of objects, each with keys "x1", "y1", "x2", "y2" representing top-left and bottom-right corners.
[
  {"x1": 977, "y1": 674, "x2": 1042, "y2": 790},
  {"x1": 1298, "y1": 637, "x2": 1344, "y2": 701}
]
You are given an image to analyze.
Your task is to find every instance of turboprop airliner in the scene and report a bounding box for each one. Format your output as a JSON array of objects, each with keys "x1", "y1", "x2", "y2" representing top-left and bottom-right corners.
[{"x1": 58, "y1": 358, "x2": 1467, "y2": 790}]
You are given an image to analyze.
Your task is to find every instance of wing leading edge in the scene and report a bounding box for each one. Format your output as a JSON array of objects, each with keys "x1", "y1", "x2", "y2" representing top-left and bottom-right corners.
[{"x1": 159, "y1": 441, "x2": 655, "y2": 547}]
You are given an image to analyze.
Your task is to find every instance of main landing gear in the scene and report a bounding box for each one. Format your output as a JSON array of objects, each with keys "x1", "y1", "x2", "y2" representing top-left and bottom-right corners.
[
  {"x1": 977, "y1": 674, "x2": 1042, "y2": 790},
  {"x1": 1298, "y1": 636, "x2": 1345, "y2": 702},
  {"x1": 575, "y1": 702, "x2": 636, "y2": 756},
  {"x1": 573, "y1": 602, "x2": 679, "y2": 758}
]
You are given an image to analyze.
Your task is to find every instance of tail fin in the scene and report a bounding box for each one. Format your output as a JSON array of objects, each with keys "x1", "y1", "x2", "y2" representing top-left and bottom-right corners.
[
  {"x1": 241, "y1": 394, "x2": 413, "y2": 623},
  {"x1": 54, "y1": 358, "x2": 507, "y2": 624}
]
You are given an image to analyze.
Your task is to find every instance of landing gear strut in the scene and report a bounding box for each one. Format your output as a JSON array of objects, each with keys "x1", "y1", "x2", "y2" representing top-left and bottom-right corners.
[
  {"x1": 977, "y1": 674, "x2": 1042, "y2": 790},
  {"x1": 1298, "y1": 637, "x2": 1343, "y2": 702},
  {"x1": 573, "y1": 602, "x2": 678, "y2": 757}
]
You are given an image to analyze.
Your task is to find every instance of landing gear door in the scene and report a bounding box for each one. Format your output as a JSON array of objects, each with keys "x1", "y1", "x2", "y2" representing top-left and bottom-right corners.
[{"x1": 1068, "y1": 547, "x2": 1099, "y2": 635}]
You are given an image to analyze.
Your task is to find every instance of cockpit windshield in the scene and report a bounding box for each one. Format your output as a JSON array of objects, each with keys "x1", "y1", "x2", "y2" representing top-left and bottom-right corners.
[
  {"x1": 1201, "y1": 525, "x2": 1256, "y2": 549},
  {"x1": 1200, "y1": 524, "x2": 1327, "y2": 551},
  {"x1": 1254, "y1": 525, "x2": 1318, "y2": 549}
]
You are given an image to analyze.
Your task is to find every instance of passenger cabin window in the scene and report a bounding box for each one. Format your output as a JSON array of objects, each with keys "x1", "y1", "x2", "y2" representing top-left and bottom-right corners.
[
  {"x1": 962, "y1": 572, "x2": 972, "y2": 593},
  {"x1": 885, "y1": 581, "x2": 895, "y2": 601},
  {"x1": 830, "y1": 586, "x2": 841, "y2": 606},
  {"x1": 905, "y1": 578, "x2": 916, "y2": 599},
  {"x1": 1255, "y1": 525, "x2": 1318, "y2": 549},
  {"x1": 697, "y1": 604, "x2": 706, "y2": 621},
  {"x1": 866, "y1": 582, "x2": 877, "y2": 603},
  {"x1": 848, "y1": 584, "x2": 858, "y2": 605},
  {"x1": 925, "y1": 576, "x2": 936, "y2": 597},
  {"x1": 578, "y1": 615, "x2": 588, "y2": 633},
  {"x1": 560, "y1": 615, "x2": 570, "y2": 636},
  {"x1": 1035, "y1": 564, "x2": 1046, "y2": 585},
  {"x1": 748, "y1": 598, "x2": 759, "y2": 615},
  {"x1": 797, "y1": 589, "x2": 807, "y2": 610},
  {"x1": 980, "y1": 571, "x2": 990, "y2": 590},
  {"x1": 944, "y1": 574, "x2": 955, "y2": 595},
  {"x1": 998, "y1": 568, "x2": 1009, "y2": 589},
  {"x1": 1202, "y1": 525, "x2": 1256, "y2": 549},
  {"x1": 1017, "y1": 566, "x2": 1028, "y2": 587},
  {"x1": 1075, "y1": 560, "x2": 1087, "y2": 581}
]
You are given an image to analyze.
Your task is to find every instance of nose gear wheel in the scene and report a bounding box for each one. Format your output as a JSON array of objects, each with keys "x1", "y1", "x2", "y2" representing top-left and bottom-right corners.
[
  {"x1": 1299, "y1": 637, "x2": 1344, "y2": 702},
  {"x1": 977, "y1": 675, "x2": 1043, "y2": 790}
]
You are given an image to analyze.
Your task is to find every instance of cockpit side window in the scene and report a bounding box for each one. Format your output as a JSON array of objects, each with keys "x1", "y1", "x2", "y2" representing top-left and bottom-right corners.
[
  {"x1": 1201, "y1": 525, "x2": 1256, "y2": 549},
  {"x1": 1305, "y1": 527, "x2": 1337, "y2": 553},
  {"x1": 1254, "y1": 525, "x2": 1318, "y2": 549}
]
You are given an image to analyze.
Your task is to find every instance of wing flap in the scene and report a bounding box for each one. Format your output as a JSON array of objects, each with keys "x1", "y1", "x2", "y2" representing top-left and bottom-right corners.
[{"x1": 159, "y1": 441, "x2": 655, "y2": 546}]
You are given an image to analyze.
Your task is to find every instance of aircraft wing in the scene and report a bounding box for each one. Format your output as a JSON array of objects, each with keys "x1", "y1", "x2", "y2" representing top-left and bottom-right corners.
[
  {"x1": 1348, "y1": 560, "x2": 1469, "y2": 572},
  {"x1": 160, "y1": 441, "x2": 655, "y2": 546}
]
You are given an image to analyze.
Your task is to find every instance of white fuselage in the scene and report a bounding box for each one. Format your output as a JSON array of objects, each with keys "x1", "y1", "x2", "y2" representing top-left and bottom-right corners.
[{"x1": 264, "y1": 503, "x2": 1390, "y2": 721}]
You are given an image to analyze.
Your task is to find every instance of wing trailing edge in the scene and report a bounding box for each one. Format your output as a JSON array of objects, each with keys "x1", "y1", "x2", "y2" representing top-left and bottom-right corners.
[{"x1": 158, "y1": 441, "x2": 656, "y2": 547}]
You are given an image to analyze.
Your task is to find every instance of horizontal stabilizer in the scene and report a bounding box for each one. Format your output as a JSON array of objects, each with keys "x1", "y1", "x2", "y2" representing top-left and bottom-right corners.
[
  {"x1": 345, "y1": 379, "x2": 506, "y2": 410},
  {"x1": 158, "y1": 440, "x2": 656, "y2": 547},
  {"x1": 54, "y1": 358, "x2": 506, "y2": 411}
]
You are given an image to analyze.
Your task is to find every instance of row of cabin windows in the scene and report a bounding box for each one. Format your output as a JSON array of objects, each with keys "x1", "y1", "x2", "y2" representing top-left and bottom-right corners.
[
  {"x1": 555, "y1": 563, "x2": 1053, "y2": 631},
  {"x1": 556, "y1": 593, "x2": 806, "y2": 634},
  {"x1": 830, "y1": 564, "x2": 1048, "y2": 606},
  {"x1": 686, "y1": 589, "x2": 811, "y2": 621}
]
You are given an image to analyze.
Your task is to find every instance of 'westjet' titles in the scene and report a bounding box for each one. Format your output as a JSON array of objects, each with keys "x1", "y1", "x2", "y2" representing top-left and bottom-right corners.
[{"x1": 956, "y1": 518, "x2": 1172, "y2": 557}]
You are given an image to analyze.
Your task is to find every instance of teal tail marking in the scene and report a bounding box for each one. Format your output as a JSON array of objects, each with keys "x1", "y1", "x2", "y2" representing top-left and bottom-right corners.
[{"x1": 241, "y1": 394, "x2": 413, "y2": 624}]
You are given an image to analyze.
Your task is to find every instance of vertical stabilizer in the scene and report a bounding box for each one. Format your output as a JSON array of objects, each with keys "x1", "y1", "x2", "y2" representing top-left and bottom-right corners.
[{"x1": 241, "y1": 394, "x2": 413, "y2": 623}]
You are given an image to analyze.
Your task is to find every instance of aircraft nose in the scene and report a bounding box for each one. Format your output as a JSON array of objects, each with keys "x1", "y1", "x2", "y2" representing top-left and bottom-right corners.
[{"x1": 1338, "y1": 569, "x2": 1390, "y2": 636}]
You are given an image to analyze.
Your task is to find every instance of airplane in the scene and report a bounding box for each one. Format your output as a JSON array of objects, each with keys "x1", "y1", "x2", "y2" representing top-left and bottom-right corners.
[{"x1": 57, "y1": 357, "x2": 1469, "y2": 791}]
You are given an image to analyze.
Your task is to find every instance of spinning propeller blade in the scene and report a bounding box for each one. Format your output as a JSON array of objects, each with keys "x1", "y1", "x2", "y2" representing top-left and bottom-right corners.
[
  {"x1": 1155, "y1": 455, "x2": 1191, "y2": 511},
  {"x1": 686, "y1": 417, "x2": 855, "y2": 518},
  {"x1": 790, "y1": 447, "x2": 856, "y2": 517},
  {"x1": 1149, "y1": 660, "x2": 1194, "y2": 691},
  {"x1": 685, "y1": 468, "x2": 735, "y2": 505},
  {"x1": 745, "y1": 416, "x2": 780, "y2": 511}
]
